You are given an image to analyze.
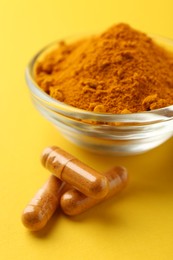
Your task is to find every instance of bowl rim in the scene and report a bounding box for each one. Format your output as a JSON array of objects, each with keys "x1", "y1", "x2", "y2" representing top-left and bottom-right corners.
[{"x1": 25, "y1": 34, "x2": 173, "y2": 124}]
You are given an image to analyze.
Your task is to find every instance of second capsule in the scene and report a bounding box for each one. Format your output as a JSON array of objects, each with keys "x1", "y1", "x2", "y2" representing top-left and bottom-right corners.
[{"x1": 41, "y1": 146, "x2": 109, "y2": 199}]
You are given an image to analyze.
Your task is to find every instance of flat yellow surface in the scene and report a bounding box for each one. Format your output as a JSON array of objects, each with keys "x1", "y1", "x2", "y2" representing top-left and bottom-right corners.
[{"x1": 0, "y1": 1, "x2": 173, "y2": 259}]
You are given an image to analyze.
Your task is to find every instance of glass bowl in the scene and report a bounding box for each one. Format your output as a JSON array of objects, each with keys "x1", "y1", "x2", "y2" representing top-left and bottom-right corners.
[{"x1": 25, "y1": 35, "x2": 173, "y2": 155}]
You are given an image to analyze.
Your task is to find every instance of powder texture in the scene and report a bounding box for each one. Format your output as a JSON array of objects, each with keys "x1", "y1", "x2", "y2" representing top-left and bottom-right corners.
[{"x1": 35, "y1": 23, "x2": 173, "y2": 113}]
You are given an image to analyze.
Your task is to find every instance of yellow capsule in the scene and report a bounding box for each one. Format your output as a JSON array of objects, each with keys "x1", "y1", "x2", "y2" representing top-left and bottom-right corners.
[
  {"x1": 60, "y1": 166, "x2": 128, "y2": 216},
  {"x1": 41, "y1": 146, "x2": 109, "y2": 199},
  {"x1": 21, "y1": 175, "x2": 68, "y2": 231}
]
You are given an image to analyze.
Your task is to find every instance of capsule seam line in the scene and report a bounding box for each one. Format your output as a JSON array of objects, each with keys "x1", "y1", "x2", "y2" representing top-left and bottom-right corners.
[{"x1": 60, "y1": 158, "x2": 75, "y2": 179}]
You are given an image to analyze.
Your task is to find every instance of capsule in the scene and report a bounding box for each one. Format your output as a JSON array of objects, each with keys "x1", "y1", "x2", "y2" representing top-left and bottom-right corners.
[
  {"x1": 41, "y1": 146, "x2": 109, "y2": 199},
  {"x1": 21, "y1": 175, "x2": 68, "y2": 231},
  {"x1": 60, "y1": 166, "x2": 128, "y2": 216}
]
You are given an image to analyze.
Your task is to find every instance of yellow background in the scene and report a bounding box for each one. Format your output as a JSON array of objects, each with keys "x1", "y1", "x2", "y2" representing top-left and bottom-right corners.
[{"x1": 0, "y1": 0, "x2": 173, "y2": 259}]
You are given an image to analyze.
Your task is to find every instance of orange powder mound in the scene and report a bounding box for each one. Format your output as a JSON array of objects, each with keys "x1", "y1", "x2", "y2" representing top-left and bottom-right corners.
[{"x1": 35, "y1": 23, "x2": 173, "y2": 113}]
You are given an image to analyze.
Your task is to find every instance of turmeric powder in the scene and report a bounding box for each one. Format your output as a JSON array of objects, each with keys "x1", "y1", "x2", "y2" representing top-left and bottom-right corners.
[{"x1": 35, "y1": 23, "x2": 173, "y2": 113}]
